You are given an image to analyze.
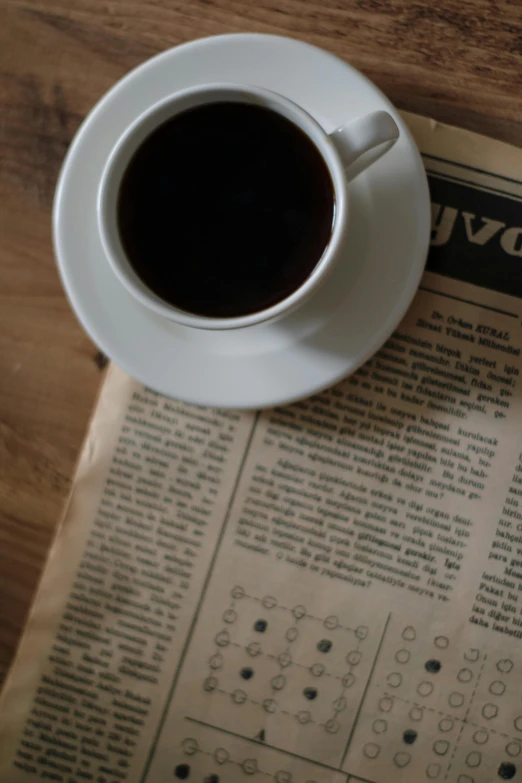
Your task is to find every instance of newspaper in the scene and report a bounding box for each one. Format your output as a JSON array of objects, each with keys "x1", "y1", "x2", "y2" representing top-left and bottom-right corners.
[{"x1": 2, "y1": 112, "x2": 522, "y2": 783}]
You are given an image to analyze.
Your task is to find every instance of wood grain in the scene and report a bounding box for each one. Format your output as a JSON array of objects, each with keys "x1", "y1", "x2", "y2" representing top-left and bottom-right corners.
[{"x1": 1, "y1": 0, "x2": 522, "y2": 686}]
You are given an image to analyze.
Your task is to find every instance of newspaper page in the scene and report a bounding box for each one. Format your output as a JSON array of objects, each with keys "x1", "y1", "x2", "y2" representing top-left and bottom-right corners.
[{"x1": 2, "y1": 112, "x2": 522, "y2": 783}]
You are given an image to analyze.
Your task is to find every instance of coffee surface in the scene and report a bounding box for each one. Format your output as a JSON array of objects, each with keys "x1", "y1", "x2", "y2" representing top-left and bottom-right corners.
[{"x1": 117, "y1": 102, "x2": 334, "y2": 318}]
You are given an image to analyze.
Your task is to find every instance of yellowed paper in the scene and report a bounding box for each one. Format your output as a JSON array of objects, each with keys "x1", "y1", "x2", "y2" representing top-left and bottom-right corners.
[{"x1": 2, "y1": 114, "x2": 522, "y2": 783}]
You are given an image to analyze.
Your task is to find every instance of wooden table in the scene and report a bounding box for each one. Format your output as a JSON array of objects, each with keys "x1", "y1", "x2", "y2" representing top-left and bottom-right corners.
[{"x1": 1, "y1": 0, "x2": 522, "y2": 687}]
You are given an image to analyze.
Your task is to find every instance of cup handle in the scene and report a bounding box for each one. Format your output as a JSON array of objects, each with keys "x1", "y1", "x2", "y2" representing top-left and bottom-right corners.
[{"x1": 328, "y1": 110, "x2": 399, "y2": 182}]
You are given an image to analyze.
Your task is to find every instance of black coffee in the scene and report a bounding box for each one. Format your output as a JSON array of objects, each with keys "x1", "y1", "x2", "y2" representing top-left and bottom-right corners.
[{"x1": 117, "y1": 102, "x2": 334, "y2": 318}]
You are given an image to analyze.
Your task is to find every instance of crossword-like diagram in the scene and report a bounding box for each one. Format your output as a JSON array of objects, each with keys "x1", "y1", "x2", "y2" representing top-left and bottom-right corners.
[
  {"x1": 179, "y1": 736, "x2": 308, "y2": 781},
  {"x1": 346, "y1": 621, "x2": 521, "y2": 783},
  {"x1": 169, "y1": 586, "x2": 522, "y2": 782},
  {"x1": 199, "y1": 584, "x2": 378, "y2": 757},
  {"x1": 173, "y1": 734, "x2": 344, "y2": 782}
]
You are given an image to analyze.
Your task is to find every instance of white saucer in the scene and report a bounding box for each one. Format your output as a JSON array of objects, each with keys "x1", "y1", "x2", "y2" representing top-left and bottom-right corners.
[{"x1": 54, "y1": 34, "x2": 430, "y2": 409}]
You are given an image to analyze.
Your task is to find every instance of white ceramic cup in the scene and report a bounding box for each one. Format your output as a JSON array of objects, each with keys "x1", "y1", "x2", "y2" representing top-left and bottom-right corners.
[{"x1": 98, "y1": 83, "x2": 399, "y2": 331}]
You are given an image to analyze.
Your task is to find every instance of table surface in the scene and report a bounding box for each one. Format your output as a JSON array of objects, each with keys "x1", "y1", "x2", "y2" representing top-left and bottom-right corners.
[{"x1": 1, "y1": 0, "x2": 522, "y2": 687}]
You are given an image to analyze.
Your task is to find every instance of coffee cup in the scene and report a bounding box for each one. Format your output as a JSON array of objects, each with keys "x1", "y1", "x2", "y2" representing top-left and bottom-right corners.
[{"x1": 97, "y1": 83, "x2": 399, "y2": 331}]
